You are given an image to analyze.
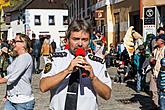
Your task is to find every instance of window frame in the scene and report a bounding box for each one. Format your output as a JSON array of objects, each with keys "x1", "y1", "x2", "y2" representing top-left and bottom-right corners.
[
  {"x1": 63, "y1": 16, "x2": 68, "y2": 25},
  {"x1": 48, "y1": 15, "x2": 55, "y2": 25},
  {"x1": 34, "y1": 15, "x2": 41, "y2": 25}
]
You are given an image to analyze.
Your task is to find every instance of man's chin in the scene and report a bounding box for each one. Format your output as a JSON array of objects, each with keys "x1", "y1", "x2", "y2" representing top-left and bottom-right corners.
[{"x1": 69, "y1": 48, "x2": 85, "y2": 55}]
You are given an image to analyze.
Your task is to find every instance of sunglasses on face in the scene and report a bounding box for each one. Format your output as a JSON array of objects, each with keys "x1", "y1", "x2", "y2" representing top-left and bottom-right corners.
[{"x1": 14, "y1": 40, "x2": 24, "y2": 43}]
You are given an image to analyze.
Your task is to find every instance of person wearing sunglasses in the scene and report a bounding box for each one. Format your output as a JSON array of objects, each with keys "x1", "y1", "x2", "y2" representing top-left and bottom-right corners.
[{"x1": 0, "y1": 33, "x2": 35, "y2": 110}]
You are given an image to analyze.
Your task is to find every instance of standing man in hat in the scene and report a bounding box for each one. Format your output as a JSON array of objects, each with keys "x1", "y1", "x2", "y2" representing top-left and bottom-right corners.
[
  {"x1": 150, "y1": 34, "x2": 165, "y2": 109},
  {"x1": 39, "y1": 19, "x2": 112, "y2": 110}
]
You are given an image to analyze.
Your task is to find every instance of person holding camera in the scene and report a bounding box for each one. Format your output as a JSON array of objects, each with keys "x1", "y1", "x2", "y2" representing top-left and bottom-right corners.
[{"x1": 39, "y1": 19, "x2": 112, "y2": 110}]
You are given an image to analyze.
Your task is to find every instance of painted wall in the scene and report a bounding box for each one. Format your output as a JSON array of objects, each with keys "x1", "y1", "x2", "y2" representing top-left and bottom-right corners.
[
  {"x1": 143, "y1": 0, "x2": 165, "y2": 6},
  {"x1": 9, "y1": 11, "x2": 25, "y2": 40},
  {"x1": 10, "y1": 9, "x2": 68, "y2": 49},
  {"x1": 111, "y1": 0, "x2": 140, "y2": 44}
]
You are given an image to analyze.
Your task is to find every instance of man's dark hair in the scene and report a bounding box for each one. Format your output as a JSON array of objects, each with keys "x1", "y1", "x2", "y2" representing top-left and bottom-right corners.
[
  {"x1": 157, "y1": 27, "x2": 165, "y2": 33},
  {"x1": 16, "y1": 33, "x2": 22, "y2": 36},
  {"x1": 156, "y1": 34, "x2": 165, "y2": 42},
  {"x1": 32, "y1": 33, "x2": 36, "y2": 38},
  {"x1": 66, "y1": 19, "x2": 92, "y2": 39}
]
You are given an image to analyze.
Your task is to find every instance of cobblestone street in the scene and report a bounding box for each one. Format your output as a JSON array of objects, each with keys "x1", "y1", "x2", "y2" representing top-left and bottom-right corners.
[{"x1": 0, "y1": 68, "x2": 153, "y2": 110}]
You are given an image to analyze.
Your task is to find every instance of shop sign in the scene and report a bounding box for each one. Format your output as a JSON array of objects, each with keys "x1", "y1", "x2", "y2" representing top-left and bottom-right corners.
[
  {"x1": 95, "y1": 10, "x2": 104, "y2": 20},
  {"x1": 143, "y1": 6, "x2": 157, "y2": 41}
]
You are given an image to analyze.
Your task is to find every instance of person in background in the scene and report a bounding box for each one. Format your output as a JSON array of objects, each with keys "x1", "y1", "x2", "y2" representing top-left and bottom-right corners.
[
  {"x1": 150, "y1": 27, "x2": 165, "y2": 54},
  {"x1": 0, "y1": 38, "x2": 5, "y2": 49},
  {"x1": 89, "y1": 29, "x2": 96, "y2": 52},
  {"x1": 145, "y1": 34, "x2": 156, "y2": 53},
  {"x1": 150, "y1": 34, "x2": 165, "y2": 109},
  {"x1": 117, "y1": 62, "x2": 128, "y2": 84},
  {"x1": 0, "y1": 47, "x2": 11, "y2": 78},
  {"x1": 100, "y1": 32, "x2": 107, "y2": 45},
  {"x1": 7, "y1": 40, "x2": 14, "y2": 52},
  {"x1": 51, "y1": 40, "x2": 56, "y2": 53},
  {"x1": 39, "y1": 19, "x2": 112, "y2": 110},
  {"x1": 31, "y1": 33, "x2": 41, "y2": 74},
  {"x1": 63, "y1": 38, "x2": 69, "y2": 50},
  {"x1": 7, "y1": 39, "x2": 16, "y2": 62},
  {"x1": 116, "y1": 40, "x2": 124, "y2": 61},
  {"x1": 134, "y1": 45, "x2": 146, "y2": 93},
  {"x1": 105, "y1": 43, "x2": 116, "y2": 68},
  {"x1": 157, "y1": 27, "x2": 165, "y2": 35},
  {"x1": 94, "y1": 30, "x2": 101, "y2": 40},
  {"x1": 0, "y1": 33, "x2": 35, "y2": 110},
  {"x1": 93, "y1": 39, "x2": 106, "y2": 59},
  {"x1": 157, "y1": 58, "x2": 165, "y2": 110},
  {"x1": 40, "y1": 38, "x2": 53, "y2": 62}
]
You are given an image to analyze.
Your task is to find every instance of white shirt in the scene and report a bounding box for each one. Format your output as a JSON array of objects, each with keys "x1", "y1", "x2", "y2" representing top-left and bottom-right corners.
[
  {"x1": 41, "y1": 50, "x2": 112, "y2": 110},
  {"x1": 94, "y1": 45, "x2": 104, "y2": 59},
  {"x1": 5, "y1": 53, "x2": 34, "y2": 103}
]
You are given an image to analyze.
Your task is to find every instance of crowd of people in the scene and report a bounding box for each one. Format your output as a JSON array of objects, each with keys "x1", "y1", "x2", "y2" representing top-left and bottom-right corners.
[
  {"x1": 0, "y1": 19, "x2": 112, "y2": 110},
  {"x1": 104, "y1": 26, "x2": 165, "y2": 110},
  {"x1": 1, "y1": 18, "x2": 165, "y2": 110}
]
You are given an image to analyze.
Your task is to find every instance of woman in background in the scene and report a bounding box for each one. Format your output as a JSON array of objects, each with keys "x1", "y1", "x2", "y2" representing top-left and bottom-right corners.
[{"x1": 0, "y1": 33, "x2": 35, "y2": 110}]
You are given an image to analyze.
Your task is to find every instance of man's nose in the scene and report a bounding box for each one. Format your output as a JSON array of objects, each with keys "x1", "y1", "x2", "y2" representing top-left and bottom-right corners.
[{"x1": 77, "y1": 40, "x2": 83, "y2": 47}]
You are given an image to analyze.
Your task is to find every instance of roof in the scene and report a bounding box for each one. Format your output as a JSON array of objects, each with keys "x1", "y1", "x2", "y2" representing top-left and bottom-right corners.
[
  {"x1": 9, "y1": 0, "x2": 67, "y2": 12},
  {"x1": 25, "y1": 0, "x2": 67, "y2": 9},
  {"x1": 2, "y1": 6, "x2": 12, "y2": 13},
  {"x1": 5, "y1": 0, "x2": 33, "y2": 12},
  {"x1": 9, "y1": 0, "x2": 32, "y2": 12}
]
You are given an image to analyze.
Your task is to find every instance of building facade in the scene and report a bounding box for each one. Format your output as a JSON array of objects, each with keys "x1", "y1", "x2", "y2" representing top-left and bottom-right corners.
[
  {"x1": 1, "y1": 0, "x2": 68, "y2": 50},
  {"x1": 65, "y1": 0, "x2": 140, "y2": 47},
  {"x1": 0, "y1": 6, "x2": 11, "y2": 40},
  {"x1": 111, "y1": 0, "x2": 141, "y2": 45}
]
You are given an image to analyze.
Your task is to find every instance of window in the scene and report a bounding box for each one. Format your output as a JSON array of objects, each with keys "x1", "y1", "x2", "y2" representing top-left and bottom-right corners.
[
  {"x1": 5, "y1": 15, "x2": 11, "y2": 25},
  {"x1": 34, "y1": 15, "x2": 41, "y2": 25},
  {"x1": 63, "y1": 16, "x2": 68, "y2": 25},
  {"x1": 22, "y1": 15, "x2": 25, "y2": 24},
  {"x1": 49, "y1": 16, "x2": 55, "y2": 25},
  {"x1": 87, "y1": 0, "x2": 91, "y2": 16}
]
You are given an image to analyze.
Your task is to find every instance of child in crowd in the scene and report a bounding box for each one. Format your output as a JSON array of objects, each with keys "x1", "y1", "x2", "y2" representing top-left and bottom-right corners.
[{"x1": 116, "y1": 62, "x2": 128, "y2": 84}]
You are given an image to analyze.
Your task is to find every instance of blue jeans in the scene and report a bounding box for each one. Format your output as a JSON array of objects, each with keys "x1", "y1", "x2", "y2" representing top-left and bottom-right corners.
[
  {"x1": 136, "y1": 72, "x2": 145, "y2": 92},
  {"x1": 4, "y1": 99, "x2": 35, "y2": 110},
  {"x1": 159, "y1": 92, "x2": 165, "y2": 110}
]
